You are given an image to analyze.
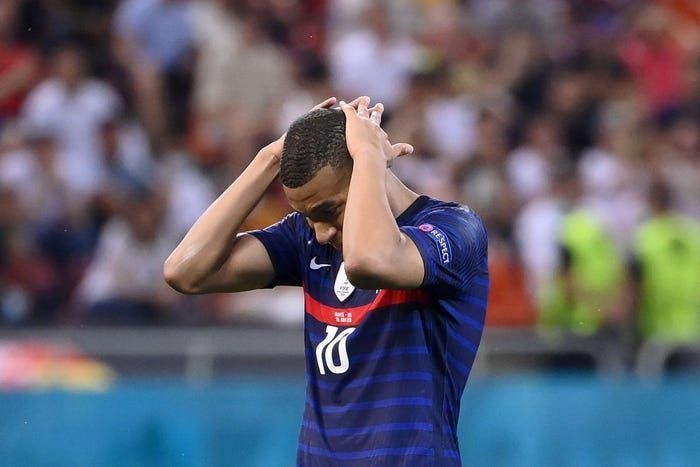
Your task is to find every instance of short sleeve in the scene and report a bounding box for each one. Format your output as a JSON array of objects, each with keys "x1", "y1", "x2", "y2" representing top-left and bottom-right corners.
[
  {"x1": 401, "y1": 208, "x2": 488, "y2": 293},
  {"x1": 247, "y1": 213, "x2": 306, "y2": 287}
]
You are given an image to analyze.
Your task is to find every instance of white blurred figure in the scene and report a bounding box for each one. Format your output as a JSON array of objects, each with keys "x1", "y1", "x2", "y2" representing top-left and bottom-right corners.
[
  {"x1": 221, "y1": 287, "x2": 304, "y2": 327},
  {"x1": 423, "y1": 93, "x2": 478, "y2": 165},
  {"x1": 506, "y1": 114, "x2": 565, "y2": 203},
  {"x1": 329, "y1": 3, "x2": 418, "y2": 110},
  {"x1": 514, "y1": 163, "x2": 571, "y2": 302},
  {"x1": 78, "y1": 188, "x2": 178, "y2": 324},
  {"x1": 21, "y1": 45, "x2": 121, "y2": 203},
  {"x1": 578, "y1": 146, "x2": 646, "y2": 253},
  {"x1": 654, "y1": 112, "x2": 700, "y2": 221},
  {"x1": 154, "y1": 141, "x2": 217, "y2": 239},
  {"x1": 0, "y1": 132, "x2": 72, "y2": 226}
]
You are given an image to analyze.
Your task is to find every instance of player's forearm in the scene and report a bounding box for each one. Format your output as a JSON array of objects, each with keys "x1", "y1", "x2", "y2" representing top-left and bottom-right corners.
[
  {"x1": 163, "y1": 150, "x2": 279, "y2": 290},
  {"x1": 343, "y1": 152, "x2": 403, "y2": 283}
]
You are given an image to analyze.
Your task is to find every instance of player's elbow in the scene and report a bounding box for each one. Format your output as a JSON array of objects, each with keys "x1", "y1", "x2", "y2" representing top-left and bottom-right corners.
[
  {"x1": 344, "y1": 255, "x2": 387, "y2": 289},
  {"x1": 163, "y1": 257, "x2": 200, "y2": 294}
]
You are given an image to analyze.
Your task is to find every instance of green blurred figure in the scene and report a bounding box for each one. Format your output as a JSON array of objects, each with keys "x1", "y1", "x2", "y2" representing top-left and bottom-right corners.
[
  {"x1": 541, "y1": 166, "x2": 625, "y2": 335},
  {"x1": 632, "y1": 182, "x2": 700, "y2": 343}
]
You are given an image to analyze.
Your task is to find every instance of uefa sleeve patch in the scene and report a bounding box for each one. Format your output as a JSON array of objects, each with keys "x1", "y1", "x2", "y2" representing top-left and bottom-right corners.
[{"x1": 418, "y1": 223, "x2": 452, "y2": 265}]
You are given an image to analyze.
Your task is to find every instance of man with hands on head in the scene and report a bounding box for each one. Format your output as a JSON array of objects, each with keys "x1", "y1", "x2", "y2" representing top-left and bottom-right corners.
[{"x1": 165, "y1": 96, "x2": 489, "y2": 466}]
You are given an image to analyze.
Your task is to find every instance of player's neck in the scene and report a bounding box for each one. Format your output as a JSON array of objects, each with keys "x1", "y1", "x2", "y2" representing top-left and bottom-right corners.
[{"x1": 386, "y1": 170, "x2": 421, "y2": 219}]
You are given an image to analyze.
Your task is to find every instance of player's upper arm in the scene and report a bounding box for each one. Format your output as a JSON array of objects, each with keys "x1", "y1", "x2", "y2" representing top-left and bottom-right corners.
[
  {"x1": 400, "y1": 209, "x2": 488, "y2": 293},
  {"x1": 346, "y1": 208, "x2": 488, "y2": 292},
  {"x1": 165, "y1": 213, "x2": 304, "y2": 294},
  {"x1": 188, "y1": 233, "x2": 276, "y2": 294}
]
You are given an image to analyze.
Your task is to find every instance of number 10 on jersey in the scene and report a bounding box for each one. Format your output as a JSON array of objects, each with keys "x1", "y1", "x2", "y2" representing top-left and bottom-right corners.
[{"x1": 315, "y1": 325, "x2": 356, "y2": 375}]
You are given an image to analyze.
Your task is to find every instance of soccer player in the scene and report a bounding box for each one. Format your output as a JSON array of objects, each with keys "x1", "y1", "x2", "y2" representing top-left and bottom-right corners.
[{"x1": 164, "y1": 96, "x2": 489, "y2": 466}]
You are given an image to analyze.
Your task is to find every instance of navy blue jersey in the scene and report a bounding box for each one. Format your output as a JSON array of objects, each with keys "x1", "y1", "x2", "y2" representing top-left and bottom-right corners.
[{"x1": 249, "y1": 195, "x2": 489, "y2": 466}]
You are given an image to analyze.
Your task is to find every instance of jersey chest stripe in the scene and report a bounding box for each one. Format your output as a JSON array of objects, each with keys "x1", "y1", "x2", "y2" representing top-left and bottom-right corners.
[
  {"x1": 446, "y1": 326, "x2": 479, "y2": 354},
  {"x1": 446, "y1": 352, "x2": 473, "y2": 377},
  {"x1": 301, "y1": 420, "x2": 434, "y2": 436},
  {"x1": 308, "y1": 396, "x2": 432, "y2": 413},
  {"x1": 351, "y1": 346, "x2": 428, "y2": 362},
  {"x1": 313, "y1": 371, "x2": 432, "y2": 390},
  {"x1": 298, "y1": 444, "x2": 435, "y2": 460},
  {"x1": 304, "y1": 289, "x2": 428, "y2": 326}
]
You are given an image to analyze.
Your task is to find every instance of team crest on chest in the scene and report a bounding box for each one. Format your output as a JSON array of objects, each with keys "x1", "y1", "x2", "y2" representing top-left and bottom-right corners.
[{"x1": 334, "y1": 262, "x2": 355, "y2": 302}]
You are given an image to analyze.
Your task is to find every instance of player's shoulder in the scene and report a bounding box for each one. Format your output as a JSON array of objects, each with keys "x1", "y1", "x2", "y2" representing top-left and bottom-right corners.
[
  {"x1": 279, "y1": 211, "x2": 315, "y2": 243},
  {"x1": 403, "y1": 196, "x2": 488, "y2": 256},
  {"x1": 407, "y1": 196, "x2": 484, "y2": 233}
]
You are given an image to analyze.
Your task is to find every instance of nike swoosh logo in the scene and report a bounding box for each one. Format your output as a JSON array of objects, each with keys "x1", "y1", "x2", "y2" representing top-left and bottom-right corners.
[{"x1": 310, "y1": 257, "x2": 332, "y2": 270}]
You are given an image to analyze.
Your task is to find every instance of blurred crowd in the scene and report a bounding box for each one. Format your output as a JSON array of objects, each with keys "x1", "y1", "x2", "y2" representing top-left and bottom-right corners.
[{"x1": 0, "y1": 0, "x2": 699, "y2": 348}]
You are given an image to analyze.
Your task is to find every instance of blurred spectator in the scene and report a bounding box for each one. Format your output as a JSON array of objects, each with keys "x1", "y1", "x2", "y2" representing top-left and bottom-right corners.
[
  {"x1": 421, "y1": 68, "x2": 480, "y2": 165},
  {"x1": 454, "y1": 110, "x2": 517, "y2": 236},
  {"x1": 21, "y1": 43, "x2": 122, "y2": 204},
  {"x1": 114, "y1": 0, "x2": 195, "y2": 138},
  {"x1": 329, "y1": 3, "x2": 418, "y2": 110},
  {"x1": 190, "y1": 3, "x2": 293, "y2": 168},
  {"x1": 0, "y1": 0, "x2": 39, "y2": 125},
  {"x1": 506, "y1": 114, "x2": 566, "y2": 203},
  {"x1": 632, "y1": 181, "x2": 700, "y2": 343},
  {"x1": 619, "y1": 5, "x2": 687, "y2": 116},
  {"x1": 651, "y1": 110, "x2": 700, "y2": 221},
  {"x1": 514, "y1": 162, "x2": 570, "y2": 306},
  {"x1": 77, "y1": 188, "x2": 177, "y2": 325},
  {"x1": 541, "y1": 168, "x2": 626, "y2": 335},
  {"x1": 154, "y1": 138, "x2": 216, "y2": 238},
  {"x1": 1, "y1": 132, "x2": 94, "y2": 322},
  {"x1": 577, "y1": 146, "x2": 646, "y2": 252},
  {"x1": 0, "y1": 187, "x2": 57, "y2": 325}
]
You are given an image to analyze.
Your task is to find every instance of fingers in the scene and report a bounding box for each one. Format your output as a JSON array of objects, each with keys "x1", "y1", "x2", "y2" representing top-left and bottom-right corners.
[
  {"x1": 369, "y1": 103, "x2": 384, "y2": 125},
  {"x1": 339, "y1": 100, "x2": 359, "y2": 121},
  {"x1": 312, "y1": 97, "x2": 337, "y2": 110},
  {"x1": 346, "y1": 96, "x2": 367, "y2": 109},
  {"x1": 391, "y1": 143, "x2": 414, "y2": 158},
  {"x1": 356, "y1": 96, "x2": 370, "y2": 118}
]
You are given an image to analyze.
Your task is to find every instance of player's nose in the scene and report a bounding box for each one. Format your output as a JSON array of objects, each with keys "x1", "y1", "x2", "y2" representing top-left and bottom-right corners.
[{"x1": 313, "y1": 223, "x2": 337, "y2": 245}]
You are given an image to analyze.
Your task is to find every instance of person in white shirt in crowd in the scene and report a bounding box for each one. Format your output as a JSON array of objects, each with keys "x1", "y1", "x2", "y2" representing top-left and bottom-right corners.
[
  {"x1": 329, "y1": 3, "x2": 418, "y2": 111},
  {"x1": 78, "y1": 187, "x2": 178, "y2": 324},
  {"x1": 514, "y1": 161, "x2": 571, "y2": 303},
  {"x1": 21, "y1": 43, "x2": 121, "y2": 207},
  {"x1": 506, "y1": 114, "x2": 566, "y2": 203}
]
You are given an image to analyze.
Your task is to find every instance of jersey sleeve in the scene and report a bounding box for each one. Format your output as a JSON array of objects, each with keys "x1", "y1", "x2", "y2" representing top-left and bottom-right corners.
[
  {"x1": 247, "y1": 212, "x2": 306, "y2": 287},
  {"x1": 401, "y1": 208, "x2": 488, "y2": 294}
]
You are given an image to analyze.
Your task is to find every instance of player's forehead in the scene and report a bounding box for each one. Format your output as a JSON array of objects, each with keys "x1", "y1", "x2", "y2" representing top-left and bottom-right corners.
[{"x1": 284, "y1": 165, "x2": 349, "y2": 214}]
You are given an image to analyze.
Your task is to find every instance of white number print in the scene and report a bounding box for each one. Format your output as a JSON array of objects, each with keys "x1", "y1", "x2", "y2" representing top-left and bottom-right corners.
[{"x1": 315, "y1": 325, "x2": 356, "y2": 375}]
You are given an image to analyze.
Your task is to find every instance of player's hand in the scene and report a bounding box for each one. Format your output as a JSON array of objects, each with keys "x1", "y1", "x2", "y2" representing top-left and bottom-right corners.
[
  {"x1": 339, "y1": 96, "x2": 414, "y2": 165},
  {"x1": 259, "y1": 97, "x2": 338, "y2": 162}
]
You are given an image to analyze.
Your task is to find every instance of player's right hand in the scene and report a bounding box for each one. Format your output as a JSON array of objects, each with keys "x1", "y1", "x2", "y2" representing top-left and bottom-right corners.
[{"x1": 340, "y1": 96, "x2": 414, "y2": 165}]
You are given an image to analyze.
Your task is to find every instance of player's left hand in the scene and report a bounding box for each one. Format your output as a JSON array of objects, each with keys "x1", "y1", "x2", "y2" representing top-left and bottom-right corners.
[{"x1": 339, "y1": 96, "x2": 414, "y2": 165}]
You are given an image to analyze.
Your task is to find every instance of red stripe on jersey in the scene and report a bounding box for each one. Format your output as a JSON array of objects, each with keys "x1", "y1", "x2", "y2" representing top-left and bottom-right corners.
[{"x1": 304, "y1": 289, "x2": 428, "y2": 326}]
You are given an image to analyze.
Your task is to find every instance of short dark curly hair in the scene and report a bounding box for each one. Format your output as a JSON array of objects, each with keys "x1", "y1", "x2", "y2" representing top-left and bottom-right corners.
[{"x1": 280, "y1": 108, "x2": 352, "y2": 188}]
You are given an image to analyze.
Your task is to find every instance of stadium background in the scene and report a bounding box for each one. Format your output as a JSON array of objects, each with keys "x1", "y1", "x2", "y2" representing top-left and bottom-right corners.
[{"x1": 0, "y1": 0, "x2": 699, "y2": 465}]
